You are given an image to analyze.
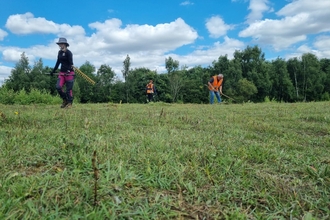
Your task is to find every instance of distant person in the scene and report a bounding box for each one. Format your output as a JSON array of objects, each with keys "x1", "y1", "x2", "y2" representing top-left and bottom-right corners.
[
  {"x1": 51, "y1": 37, "x2": 75, "y2": 108},
  {"x1": 145, "y1": 80, "x2": 156, "y2": 102},
  {"x1": 208, "y1": 74, "x2": 223, "y2": 104}
]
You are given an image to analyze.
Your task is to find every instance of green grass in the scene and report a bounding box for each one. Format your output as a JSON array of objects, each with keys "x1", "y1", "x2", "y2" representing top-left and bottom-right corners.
[{"x1": 0, "y1": 102, "x2": 329, "y2": 219}]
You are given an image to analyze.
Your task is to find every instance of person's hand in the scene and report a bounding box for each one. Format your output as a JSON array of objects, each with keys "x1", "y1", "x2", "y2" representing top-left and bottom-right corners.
[{"x1": 50, "y1": 72, "x2": 54, "y2": 76}]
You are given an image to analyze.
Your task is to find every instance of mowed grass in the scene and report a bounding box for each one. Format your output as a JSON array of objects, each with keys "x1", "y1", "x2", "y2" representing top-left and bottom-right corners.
[{"x1": 0, "y1": 101, "x2": 329, "y2": 219}]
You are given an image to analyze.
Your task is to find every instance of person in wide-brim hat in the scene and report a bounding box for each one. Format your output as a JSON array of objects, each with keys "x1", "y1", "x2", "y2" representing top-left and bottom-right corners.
[
  {"x1": 51, "y1": 37, "x2": 75, "y2": 108},
  {"x1": 56, "y1": 37, "x2": 70, "y2": 47}
]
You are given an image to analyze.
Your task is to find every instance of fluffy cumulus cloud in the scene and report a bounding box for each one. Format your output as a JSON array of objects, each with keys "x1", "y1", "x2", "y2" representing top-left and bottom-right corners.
[
  {"x1": 0, "y1": 65, "x2": 13, "y2": 83},
  {"x1": 313, "y1": 35, "x2": 330, "y2": 58},
  {"x1": 165, "y1": 36, "x2": 245, "y2": 69},
  {"x1": 87, "y1": 17, "x2": 198, "y2": 53},
  {"x1": 0, "y1": 29, "x2": 8, "y2": 41},
  {"x1": 5, "y1": 12, "x2": 85, "y2": 37},
  {"x1": 2, "y1": 48, "x2": 35, "y2": 63},
  {"x1": 1, "y1": 13, "x2": 200, "y2": 77},
  {"x1": 239, "y1": 0, "x2": 330, "y2": 50},
  {"x1": 246, "y1": 0, "x2": 272, "y2": 24},
  {"x1": 206, "y1": 16, "x2": 233, "y2": 38}
]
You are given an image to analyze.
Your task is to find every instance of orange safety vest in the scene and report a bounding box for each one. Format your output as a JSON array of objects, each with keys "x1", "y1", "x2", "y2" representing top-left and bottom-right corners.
[
  {"x1": 208, "y1": 76, "x2": 223, "y2": 91},
  {"x1": 146, "y1": 83, "x2": 154, "y2": 94}
]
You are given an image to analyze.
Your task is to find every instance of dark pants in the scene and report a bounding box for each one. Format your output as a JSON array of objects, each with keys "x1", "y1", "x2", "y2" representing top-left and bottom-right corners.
[
  {"x1": 56, "y1": 72, "x2": 74, "y2": 103},
  {"x1": 147, "y1": 93, "x2": 154, "y2": 102}
]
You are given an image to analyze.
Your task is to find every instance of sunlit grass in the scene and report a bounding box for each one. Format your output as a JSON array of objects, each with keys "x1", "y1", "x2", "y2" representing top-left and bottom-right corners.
[{"x1": 0, "y1": 102, "x2": 329, "y2": 219}]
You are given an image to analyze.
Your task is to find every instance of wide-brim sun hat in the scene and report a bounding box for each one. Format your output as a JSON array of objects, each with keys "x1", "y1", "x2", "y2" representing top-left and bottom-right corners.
[{"x1": 56, "y1": 37, "x2": 69, "y2": 46}]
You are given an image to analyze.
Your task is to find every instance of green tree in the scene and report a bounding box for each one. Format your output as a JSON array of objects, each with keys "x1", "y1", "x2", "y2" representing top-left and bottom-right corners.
[
  {"x1": 270, "y1": 58, "x2": 295, "y2": 102},
  {"x1": 76, "y1": 61, "x2": 96, "y2": 103},
  {"x1": 165, "y1": 56, "x2": 179, "y2": 74},
  {"x1": 319, "y1": 58, "x2": 330, "y2": 100},
  {"x1": 287, "y1": 57, "x2": 302, "y2": 101},
  {"x1": 301, "y1": 53, "x2": 325, "y2": 101},
  {"x1": 181, "y1": 66, "x2": 210, "y2": 103},
  {"x1": 126, "y1": 67, "x2": 157, "y2": 103},
  {"x1": 122, "y1": 55, "x2": 131, "y2": 103},
  {"x1": 233, "y1": 46, "x2": 271, "y2": 102},
  {"x1": 236, "y1": 78, "x2": 257, "y2": 102},
  {"x1": 5, "y1": 53, "x2": 32, "y2": 92},
  {"x1": 96, "y1": 64, "x2": 116, "y2": 102},
  {"x1": 165, "y1": 57, "x2": 182, "y2": 102}
]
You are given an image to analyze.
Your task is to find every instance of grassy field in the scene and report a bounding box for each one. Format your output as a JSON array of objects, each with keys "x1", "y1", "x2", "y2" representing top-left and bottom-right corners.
[{"x1": 0, "y1": 102, "x2": 329, "y2": 219}]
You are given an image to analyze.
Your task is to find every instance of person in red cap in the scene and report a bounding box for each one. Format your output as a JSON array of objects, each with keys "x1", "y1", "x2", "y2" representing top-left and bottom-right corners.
[{"x1": 51, "y1": 37, "x2": 75, "y2": 108}]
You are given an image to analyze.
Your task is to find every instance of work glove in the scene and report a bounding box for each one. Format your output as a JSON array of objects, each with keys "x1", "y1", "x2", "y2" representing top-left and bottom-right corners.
[{"x1": 50, "y1": 72, "x2": 54, "y2": 76}]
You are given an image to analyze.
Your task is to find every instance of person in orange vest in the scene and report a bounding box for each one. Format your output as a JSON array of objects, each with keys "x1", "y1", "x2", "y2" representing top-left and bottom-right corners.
[
  {"x1": 208, "y1": 74, "x2": 223, "y2": 104},
  {"x1": 145, "y1": 80, "x2": 156, "y2": 102}
]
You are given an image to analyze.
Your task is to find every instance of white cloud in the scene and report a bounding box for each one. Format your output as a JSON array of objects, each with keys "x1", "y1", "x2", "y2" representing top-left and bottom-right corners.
[
  {"x1": 168, "y1": 36, "x2": 245, "y2": 68},
  {"x1": 206, "y1": 16, "x2": 233, "y2": 38},
  {"x1": 2, "y1": 48, "x2": 36, "y2": 63},
  {"x1": 0, "y1": 65, "x2": 13, "y2": 85},
  {"x1": 313, "y1": 35, "x2": 330, "y2": 58},
  {"x1": 5, "y1": 12, "x2": 85, "y2": 37},
  {"x1": 246, "y1": 0, "x2": 272, "y2": 24},
  {"x1": 180, "y1": 1, "x2": 194, "y2": 6},
  {"x1": 314, "y1": 35, "x2": 330, "y2": 50},
  {"x1": 239, "y1": 0, "x2": 330, "y2": 50},
  {"x1": 0, "y1": 29, "x2": 8, "y2": 41},
  {"x1": 87, "y1": 18, "x2": 198, "y2": 53},
  {"x1": 0, "y1": 15, "x2": 201, "y2": 81}
]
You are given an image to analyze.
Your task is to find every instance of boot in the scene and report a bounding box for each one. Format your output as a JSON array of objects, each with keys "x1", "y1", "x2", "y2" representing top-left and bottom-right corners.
[
  {"x1": 60, "y1": 99, "x2": 68, "y2": 108},
  {"x1": 65, "y1": 103, "x2": 72, "y2": 108}
]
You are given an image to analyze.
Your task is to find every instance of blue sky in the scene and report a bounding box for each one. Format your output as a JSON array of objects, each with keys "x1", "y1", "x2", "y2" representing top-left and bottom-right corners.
[{"x1": 1, "y1": 0, "x2": 330, "y2": 84}]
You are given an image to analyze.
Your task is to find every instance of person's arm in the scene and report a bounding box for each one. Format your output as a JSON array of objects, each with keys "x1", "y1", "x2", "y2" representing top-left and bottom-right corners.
[
  {"x1": 219, "y1": 85, "x2": 222, "y2": 94},
  {"x1": 52, "y1": 51, "x2": 60, "y2": 72},
  {"x1": 68, "y1": 50, "x2": 74, "y2": 70},
  {"x1": 208, "y1": 78, "x2": 215, "y2": 90}
]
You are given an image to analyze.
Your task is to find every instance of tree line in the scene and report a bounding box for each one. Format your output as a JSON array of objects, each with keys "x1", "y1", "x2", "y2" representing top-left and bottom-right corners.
[{"x1": 2, "y1": 45, "x2": 330, "y2": 104}]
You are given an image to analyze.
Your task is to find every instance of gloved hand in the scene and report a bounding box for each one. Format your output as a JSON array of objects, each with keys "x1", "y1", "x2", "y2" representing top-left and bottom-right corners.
[{"x1": 50, "y1": 72, "x2": 54, "y2": 76}]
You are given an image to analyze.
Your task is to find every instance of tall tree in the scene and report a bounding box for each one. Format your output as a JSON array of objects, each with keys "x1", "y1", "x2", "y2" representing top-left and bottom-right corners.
[
  {"x1": 165, "y1": 56, "x2": 179, "y2": 74},
  {"x1": 126, "y1": 67, "x2": 157, "y2": 103},
  {"x1": 5, "y1": 53, "x2": 31, "y2": 92},
  {"x1": 270, "y1": 58, "x2": 295, "y2": 102},
  {"x1": 165, "y1": 57, "x2": 183, "y2": 102},
  {"x1": 287, "y1": 57, "x2": 302, "y2": 101},
  {"x1": 182, "y1": 66, "x2": 210, "y2": 103},
  {"x1": 122, "y1": 54, "x2": 131, "y2": 103},
  {"x1": 319, "y1": 58, "x2": 330, "y2": 100},
  {"x1": 233, "y1": 46, "x2": 271, "y2": 102},
  {"x1": 76, "y1": 61, "x2": 96, "y2": 103},
  {"x1": 96, "y1": 64, "x2": 116, "y2": 102},
  {"x1": 301, "y1": 53, "x2": 324, "y2": 101}
]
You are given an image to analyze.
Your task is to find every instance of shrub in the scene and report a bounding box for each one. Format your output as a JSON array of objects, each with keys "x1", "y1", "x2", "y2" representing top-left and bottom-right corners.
[{"x1": 0, "y1": 87, "x2": 16, "y2": 104}]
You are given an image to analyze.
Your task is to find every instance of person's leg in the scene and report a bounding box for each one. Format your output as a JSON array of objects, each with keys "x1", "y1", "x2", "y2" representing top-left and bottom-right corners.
[
  {"x1": 56, "y1": 75, "x2": 67, "y2": 107},
  {"x1": 64, "y1": 74, "x2": 75, "y2": 107},
  {"x1": 147, "y1": 94, "x2": 152, "y2": 102},
  {"x1": 210, "y1": 91, "x2": 215, "y2": 104},
  {"x1": 215, "y1": 91, "x2": 222, "y2": 103}
]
